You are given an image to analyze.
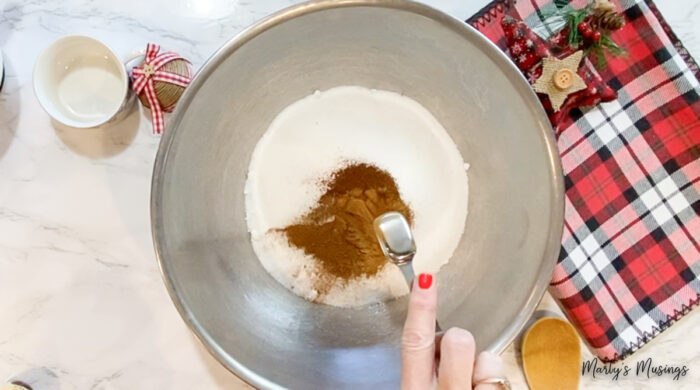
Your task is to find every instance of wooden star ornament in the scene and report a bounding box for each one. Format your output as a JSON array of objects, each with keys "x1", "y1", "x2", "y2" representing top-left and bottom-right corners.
[{"x1": 533, "y1": 51, "x2": 587, "y2": 112}]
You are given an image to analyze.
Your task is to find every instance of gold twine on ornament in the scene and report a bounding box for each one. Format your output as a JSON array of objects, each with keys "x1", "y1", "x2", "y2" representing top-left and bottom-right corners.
[{"x1": 137, "y1": 58, "x2": 191, "y2": 110}]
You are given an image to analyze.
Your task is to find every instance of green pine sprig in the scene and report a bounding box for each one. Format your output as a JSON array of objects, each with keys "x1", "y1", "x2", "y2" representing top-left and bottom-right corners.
[
  {"x1": 600, "y1": 34, "x2": 625, "y2": 55},
  {"x1": 587, "y1": 34, "x2": 626, "y2": 68},
  {"x1": 566, "y1": 4, "x2": 593, "y2": 47}
]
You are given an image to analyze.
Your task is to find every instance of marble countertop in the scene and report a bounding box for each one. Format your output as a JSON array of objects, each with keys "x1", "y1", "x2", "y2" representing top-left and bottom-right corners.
[{"x1": 1, "y1": 0, "x2": 698, "y2": 389}]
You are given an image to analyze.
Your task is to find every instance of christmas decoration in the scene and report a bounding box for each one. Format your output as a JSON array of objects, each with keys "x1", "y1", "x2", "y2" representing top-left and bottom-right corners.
[
  {"x1": 533, "y1": 51, "x2": 587, "y2": 111},
  {"x1": 546, "y1": 0, "x2": 626, "y2": 67},
  {"x1": 503, "y1": 15, "x2": 550, "y2": 74},
  {"x1": 502, "y1": 13, "x2": 617, "y2": 126},
  {"x1": 132, "y1": 43, "x2": 193, "y2": 134},
  {"x1": 591, "y1": 0, "x2": 625, "y2": 31}
]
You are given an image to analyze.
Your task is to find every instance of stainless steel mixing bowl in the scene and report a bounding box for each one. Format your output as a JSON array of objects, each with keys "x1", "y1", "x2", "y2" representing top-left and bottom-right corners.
[{"x1": 151, "y1": 1, "x2": 564, "y2": 389}]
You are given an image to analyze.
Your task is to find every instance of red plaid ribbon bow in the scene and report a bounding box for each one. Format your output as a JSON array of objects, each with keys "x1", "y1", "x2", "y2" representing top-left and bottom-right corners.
[{"x1": 132, "y1": 43, "x2": 192, "y2": 134}]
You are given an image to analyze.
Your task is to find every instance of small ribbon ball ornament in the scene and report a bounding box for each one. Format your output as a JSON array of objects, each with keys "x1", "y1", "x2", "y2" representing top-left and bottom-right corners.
[{"x1": 132, "y1": 43, "x2": 193, "y2": 134}]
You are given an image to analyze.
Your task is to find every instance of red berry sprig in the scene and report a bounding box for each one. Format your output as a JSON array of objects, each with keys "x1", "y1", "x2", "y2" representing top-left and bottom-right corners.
[
  {"x1": 577, "y1": 21, "x2": 593, "y2": 38},
  {"x1": 577, "y1": 20, "x2": 602, "y2": 43}
]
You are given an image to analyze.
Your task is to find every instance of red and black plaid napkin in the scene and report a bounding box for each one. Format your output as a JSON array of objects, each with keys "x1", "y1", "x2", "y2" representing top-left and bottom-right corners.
[{"x1": 469, "y1": 0, "x2": 700, "y2": 361}]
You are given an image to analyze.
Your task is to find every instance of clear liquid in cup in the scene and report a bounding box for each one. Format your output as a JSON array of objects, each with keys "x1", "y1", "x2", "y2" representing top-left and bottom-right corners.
[{"x1": 56, "y1": 54, "x2": 124, "y2": 123}]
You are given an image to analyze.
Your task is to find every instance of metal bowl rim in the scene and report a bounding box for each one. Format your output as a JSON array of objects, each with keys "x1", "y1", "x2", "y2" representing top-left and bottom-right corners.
[{"x1": 150, "y1": 1, "x2": 565, "y2": 388}]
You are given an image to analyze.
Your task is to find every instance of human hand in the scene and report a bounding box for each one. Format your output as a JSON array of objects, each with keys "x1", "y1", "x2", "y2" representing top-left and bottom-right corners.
[{"x1": 401, "y1": 273, "x2": 509, "y2": 389}]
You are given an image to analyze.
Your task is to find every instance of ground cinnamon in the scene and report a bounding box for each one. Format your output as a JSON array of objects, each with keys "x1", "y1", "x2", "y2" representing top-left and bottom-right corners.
[{"x1": 282, "y1": 163, "x2": 413, "y2": 286}]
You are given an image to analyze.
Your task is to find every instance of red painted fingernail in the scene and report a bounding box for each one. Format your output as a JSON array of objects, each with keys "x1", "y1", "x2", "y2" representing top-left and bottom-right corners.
[{"x1": 418, "y1": 273, "x2": 433, "y2": 289}]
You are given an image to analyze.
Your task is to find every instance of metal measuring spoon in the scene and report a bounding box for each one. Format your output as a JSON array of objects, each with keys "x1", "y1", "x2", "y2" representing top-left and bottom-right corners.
[
  {"x1": 374, "y1": 211, "x2": 442, "y2": 332},
  {"x1": 373, "y1": 211, "x2": 416, "y2": 286}
]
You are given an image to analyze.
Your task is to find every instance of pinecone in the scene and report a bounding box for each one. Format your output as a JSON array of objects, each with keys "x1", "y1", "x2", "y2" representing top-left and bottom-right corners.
[{"x1": 592, "y1": 8, "x2": 625, "y2": 31}]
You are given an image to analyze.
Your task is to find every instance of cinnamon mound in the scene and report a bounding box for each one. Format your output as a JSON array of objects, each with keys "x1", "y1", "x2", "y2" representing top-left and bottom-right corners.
[{"x1": 283, "y1": 163, "x2": 413, "y2": 282}]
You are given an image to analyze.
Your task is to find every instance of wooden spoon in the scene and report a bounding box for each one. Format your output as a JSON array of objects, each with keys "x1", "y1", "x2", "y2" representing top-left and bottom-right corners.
[{"x1": 522, "y1": 317, "x2": 581, "y2": 390}]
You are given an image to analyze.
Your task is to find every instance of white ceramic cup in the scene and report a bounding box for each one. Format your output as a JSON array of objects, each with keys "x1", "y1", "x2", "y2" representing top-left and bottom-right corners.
[{"x1": 34, "y1": 35, "x2": 133, "y2": 128}]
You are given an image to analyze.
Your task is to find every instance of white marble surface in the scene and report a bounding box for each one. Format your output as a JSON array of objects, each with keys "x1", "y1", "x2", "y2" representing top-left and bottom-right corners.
[{"x1": 0, "y1": 0, "x2": 698, "y2": 389}]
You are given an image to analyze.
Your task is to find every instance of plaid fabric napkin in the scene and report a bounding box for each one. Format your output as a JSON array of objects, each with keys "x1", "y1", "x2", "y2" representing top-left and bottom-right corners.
[{"x1": 468, "y1": 0, "x2": 700, "y2": 361}]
